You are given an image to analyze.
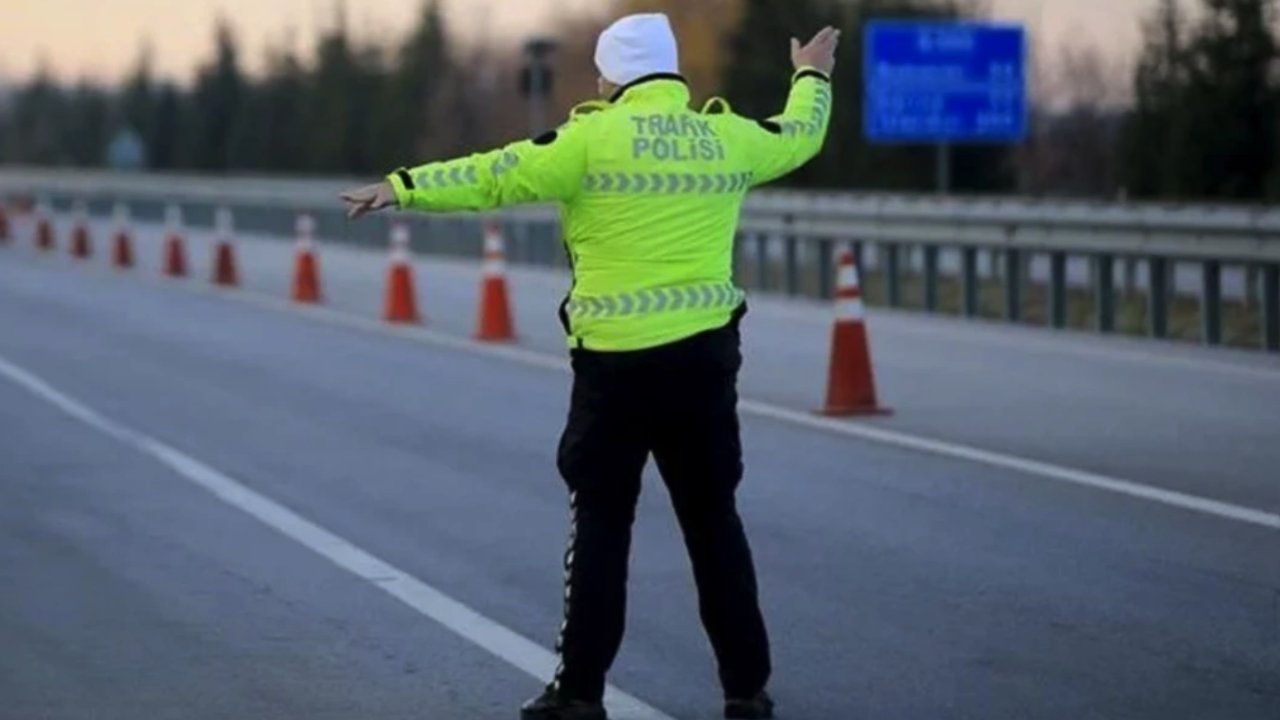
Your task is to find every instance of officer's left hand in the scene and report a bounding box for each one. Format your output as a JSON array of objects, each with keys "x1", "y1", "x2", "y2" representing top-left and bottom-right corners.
[{"x1": 340, "y1": 181, "x2": 398, "y2": 220}]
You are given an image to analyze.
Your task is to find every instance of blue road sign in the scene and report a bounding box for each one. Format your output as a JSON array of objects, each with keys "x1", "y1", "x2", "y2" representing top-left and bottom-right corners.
[{"x1": 864, "y1": 21, "x2": 1028, "y2": 143}]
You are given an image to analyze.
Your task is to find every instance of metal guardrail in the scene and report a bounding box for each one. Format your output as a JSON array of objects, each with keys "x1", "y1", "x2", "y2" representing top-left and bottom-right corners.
[{"x1": 2, "y1": 167, "x2": 1278, "y2": 352}]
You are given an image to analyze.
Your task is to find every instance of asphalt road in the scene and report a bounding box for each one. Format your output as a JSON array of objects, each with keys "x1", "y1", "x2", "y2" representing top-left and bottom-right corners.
[
  {"x1": 1, "y1": 215, "x2": 1278, "y2": 720},
  {"x1": 22, "y1": 211, "x2": 1280, "y2": 510}
]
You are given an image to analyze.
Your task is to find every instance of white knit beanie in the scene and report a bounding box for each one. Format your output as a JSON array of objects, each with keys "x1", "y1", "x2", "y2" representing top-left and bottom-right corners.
[{"x1": 594, "y1": 13, "x2": 680, "y2": 87}]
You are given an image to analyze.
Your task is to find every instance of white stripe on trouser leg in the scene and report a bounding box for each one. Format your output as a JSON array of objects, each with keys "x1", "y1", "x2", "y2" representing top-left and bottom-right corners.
[
  {"x1": 838, "y1": 264, "x2": 859, "y2": 288},
  {"x1": 553, "y1": 490, "x2": 579, "y2": 691},
  {"x1": 835, "y1": 298, "x2": 866, "y2": 321}
]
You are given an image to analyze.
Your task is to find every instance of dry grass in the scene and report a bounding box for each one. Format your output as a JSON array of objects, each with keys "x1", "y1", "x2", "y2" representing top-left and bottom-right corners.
[{"x1": 740, "y1": 259, "x2": 1268, "y2": 351}]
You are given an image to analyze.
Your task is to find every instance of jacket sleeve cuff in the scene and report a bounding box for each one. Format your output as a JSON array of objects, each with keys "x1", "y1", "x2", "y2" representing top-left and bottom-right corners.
[
  {"x1": 792, "y1": 67, "x2": 831, "y2": 84},
  {"x1": 386, "y1": 168, "x2": 415, "y2": 208}
]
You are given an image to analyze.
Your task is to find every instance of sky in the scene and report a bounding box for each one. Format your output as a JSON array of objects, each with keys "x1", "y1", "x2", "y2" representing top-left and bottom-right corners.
[{"x1": 0, "y1": 0, "x2": 1152, "y2": 84}]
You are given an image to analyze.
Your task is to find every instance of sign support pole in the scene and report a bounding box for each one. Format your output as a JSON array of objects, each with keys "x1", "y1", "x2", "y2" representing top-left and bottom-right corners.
[{"x1": 936, "y1": 142, "x2": 951, "y2": 195}]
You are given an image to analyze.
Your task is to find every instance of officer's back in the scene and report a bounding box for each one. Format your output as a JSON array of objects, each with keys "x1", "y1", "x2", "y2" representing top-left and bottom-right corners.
[{"x1": 546, "y1": 65, "x2": 831, "y2": 352}]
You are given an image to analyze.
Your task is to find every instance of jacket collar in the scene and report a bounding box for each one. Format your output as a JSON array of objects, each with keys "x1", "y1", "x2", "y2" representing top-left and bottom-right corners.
[{"x1": 610, "y1": 73, "x2": 690, "y2": 105}]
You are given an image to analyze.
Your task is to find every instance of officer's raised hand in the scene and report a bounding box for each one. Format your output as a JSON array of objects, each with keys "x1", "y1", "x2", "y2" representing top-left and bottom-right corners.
[
  {"x1": 340, "y1": 181, "x2": 397, "y2": 220},
  {"x1": 790, "y1": 26, "x2": 841, "y2": 75}
]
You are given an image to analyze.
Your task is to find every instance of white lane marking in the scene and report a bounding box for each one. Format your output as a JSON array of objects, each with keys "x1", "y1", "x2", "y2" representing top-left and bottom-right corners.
[
  {"x1": 738, "y1": 401, "x2": 1280, "y2": 531},
  {"x1": 7, "y1": 248, "x2": 1280, "y2": 533},
  {"x1": 0, "y1": 354, "x2": 674, "y2": 720}
]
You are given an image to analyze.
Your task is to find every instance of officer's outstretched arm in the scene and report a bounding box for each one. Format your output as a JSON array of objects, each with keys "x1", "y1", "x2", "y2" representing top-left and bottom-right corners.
[
  {"x1": 385, "y1": 122, "x2": 589, "y2": 212},
  {"x1": 736, "y1": 67, "x2": 833, "y2": 187}
]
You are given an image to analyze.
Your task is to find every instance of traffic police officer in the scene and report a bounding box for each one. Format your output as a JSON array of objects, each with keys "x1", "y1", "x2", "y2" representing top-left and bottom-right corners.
[{"x1": 341, "y1": 14, "x2": 839, "y2": 720}]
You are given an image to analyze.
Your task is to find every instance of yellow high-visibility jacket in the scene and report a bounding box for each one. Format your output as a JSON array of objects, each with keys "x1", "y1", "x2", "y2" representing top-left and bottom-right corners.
[{"x1": 387, "y1": 68, "x2": 832, "y2": 351}]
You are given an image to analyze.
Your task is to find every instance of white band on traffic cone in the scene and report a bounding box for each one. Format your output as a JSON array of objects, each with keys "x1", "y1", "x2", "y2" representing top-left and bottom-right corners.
[
  {"x1": 837, "y1": 262, "x2": 859, "y2": 290},
  {"x1": 483, "y1": 226, "x2": 503, "y2": 254},
  {"x1": 835, "y1": 298, "x2": 867, "y2": 322},
  {"x1": 390, "y1": 223, "x2": 411, "y2": 263},
  {"x1": 295, "y1": 214, "x2": 315, "y2": 250},
  {"x1": 482, "y1": 225, "x2": 506, "y2": 277},
  {"x1": 112, "y1": 202, "x2": 129, "y2": 230}
]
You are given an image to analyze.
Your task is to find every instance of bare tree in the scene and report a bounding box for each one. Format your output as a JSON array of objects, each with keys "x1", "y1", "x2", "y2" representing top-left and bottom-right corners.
[{"x1": 1018, "y1": 37, "x2": 1128, "y2": 198}]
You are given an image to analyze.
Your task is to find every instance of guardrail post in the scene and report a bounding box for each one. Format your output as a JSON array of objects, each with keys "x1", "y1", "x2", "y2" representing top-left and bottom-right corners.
[
  {"x1": 1095, "y1": 255, "x2": 1115, "y2": 333},
  {"x1": 1149, "y1": 256, "x2": 1169, "y2": 340},
  {"x1": 544, "y1": 223, "x2": 559, "y2": 267},
  {"x1": 526, "y1": 221, "x2": 541, "y2": 265},
  {"x1": 923, "y1": 245, "x2": 940, "y2": 313},
  {"x1": 1049, "y1": 251, "x2": 1068, "y2": 329},
  {"x1": 524, "y1": 222, "x2": 539, "y2": 265},
  {"x1": 507, "y1": 220, "x2": 521, "y2": 262},
  {"x1": 1202, "y1": 260, "x2": 1222, "y2": 346},
  {"x1": 507, "y1": 220, "x2": 522, "y2": 265},
  {"x1": 530, "y1": 223, "x2": 544, "y2": 266},
  {"x1": 851, "y1": 240, "x2": 864, "y2": 277},
  {"x1": 1263, "y1": 263, "x2": 1279, "y2": 352},
  {"x1": 550, "y1": 223, "x2": 563, "y2": 267},
  {"x1": 733, "y1": 231, "x2": 746, "y2": 286},
  {"x1": 885, "y1": 243, "x2": 902, "y2": 308},
  {"x1": 816, "y1": 238, "x2": 834, "y2": 300},
  {"x1": 784, "y1": 232, "x2": 799, "y2": 296},
  {"x1": 754, "y1": 232, "x2": 770, "y2": 291},
  {"x1": 527, "y1": 221, "x2": 541, "y2": 265},
  {"x1": 962, "y1": 246, "x2": 979, "y2": 318},
  {"x1": 1004, "y1": 248, "x2": 1021, "y2": 321}
]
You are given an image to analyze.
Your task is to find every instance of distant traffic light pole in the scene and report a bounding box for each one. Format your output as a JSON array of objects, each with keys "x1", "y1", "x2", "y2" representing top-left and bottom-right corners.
[{"x1": 521, "y1": 38, "x2": 558, "y2": 137}]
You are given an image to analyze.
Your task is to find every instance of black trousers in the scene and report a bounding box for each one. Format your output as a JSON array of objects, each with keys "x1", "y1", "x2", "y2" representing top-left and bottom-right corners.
[{"x1": 552, "y1": 308, "x2": 770, "y2": 702}]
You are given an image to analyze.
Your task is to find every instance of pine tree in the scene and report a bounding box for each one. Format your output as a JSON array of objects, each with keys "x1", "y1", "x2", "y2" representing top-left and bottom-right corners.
[
  {"x1": 305, "y1": 4, "x2": 391, "y2": 174},
  {"x1": 118, "y1": 47, "x2": 155, "y2": 155},
  {"x1": 63, "y1": 82, "x2": 112, "y2": 166},
  {"x1": 148, "y1": 83, "x2": 183, "y2": 170},
  {"x1": 1124, "y1": 0, "x2": 1279, "y2": 200},
  {"x1": 184, "y1": 19, "x2": 248, "y2": 170},
  {"x1": 1124, "y1": 0, "x2": 1188, "y2": 198},
  {"x1": 1185, "y1": 0, "x2": 1278, "y2": 199},
  {"x1": 6, "y1": 62, "x2": 73, "y2": 164},
  {"x1": 381, "y1": 0, "x2": 452, "y2": 165},
  {"x1": 257, "y1": 40, "x2": 309, "y2": 172}
]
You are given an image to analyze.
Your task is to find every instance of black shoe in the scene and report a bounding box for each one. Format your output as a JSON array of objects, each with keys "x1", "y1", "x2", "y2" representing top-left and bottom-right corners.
[
  {"x1": 725, "y1": 690, "x2": 775, "y2": 719},
  {"x1": 520, "y1": 685, "x2": 607, "y2": 720}
]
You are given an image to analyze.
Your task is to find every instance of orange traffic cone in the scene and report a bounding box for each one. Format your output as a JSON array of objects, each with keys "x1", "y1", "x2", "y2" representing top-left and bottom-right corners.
[
  {"x1": 211, "y1": 206, "x2": 239, "y2": 287},
  {"x1": 383, "y1": 222, "x2": 421, "y2": 324},
  {"x1": 820, "y1": 248, "x2": 890, "y2": 416},
  {"x1": 291, "y1": 213, "x2": 322, "y2": 304},
  {"x1": 69, "y1": 200, "x2": 92, "y2": 259},
  {"x1": 0, "y1": 200, "x2": 10, "y2": 244},
  {"x1": 35, "y1": 199, "x2": 55, "y2": 252},
  {"x1": 163, "y1": 204, "x2": 188, "y2": 277},
  {"x1": 111, "y1": 202, "x2": 134, "y2": 269},
  {"x1": 475, "y1": 221, "x2": 516, "y2": 342}
]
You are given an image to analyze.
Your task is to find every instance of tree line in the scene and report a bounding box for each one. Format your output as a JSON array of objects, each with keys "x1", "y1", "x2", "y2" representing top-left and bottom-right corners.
[{"x1": 0, "y1": 0, "x2": 1276, "y2": 201}]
